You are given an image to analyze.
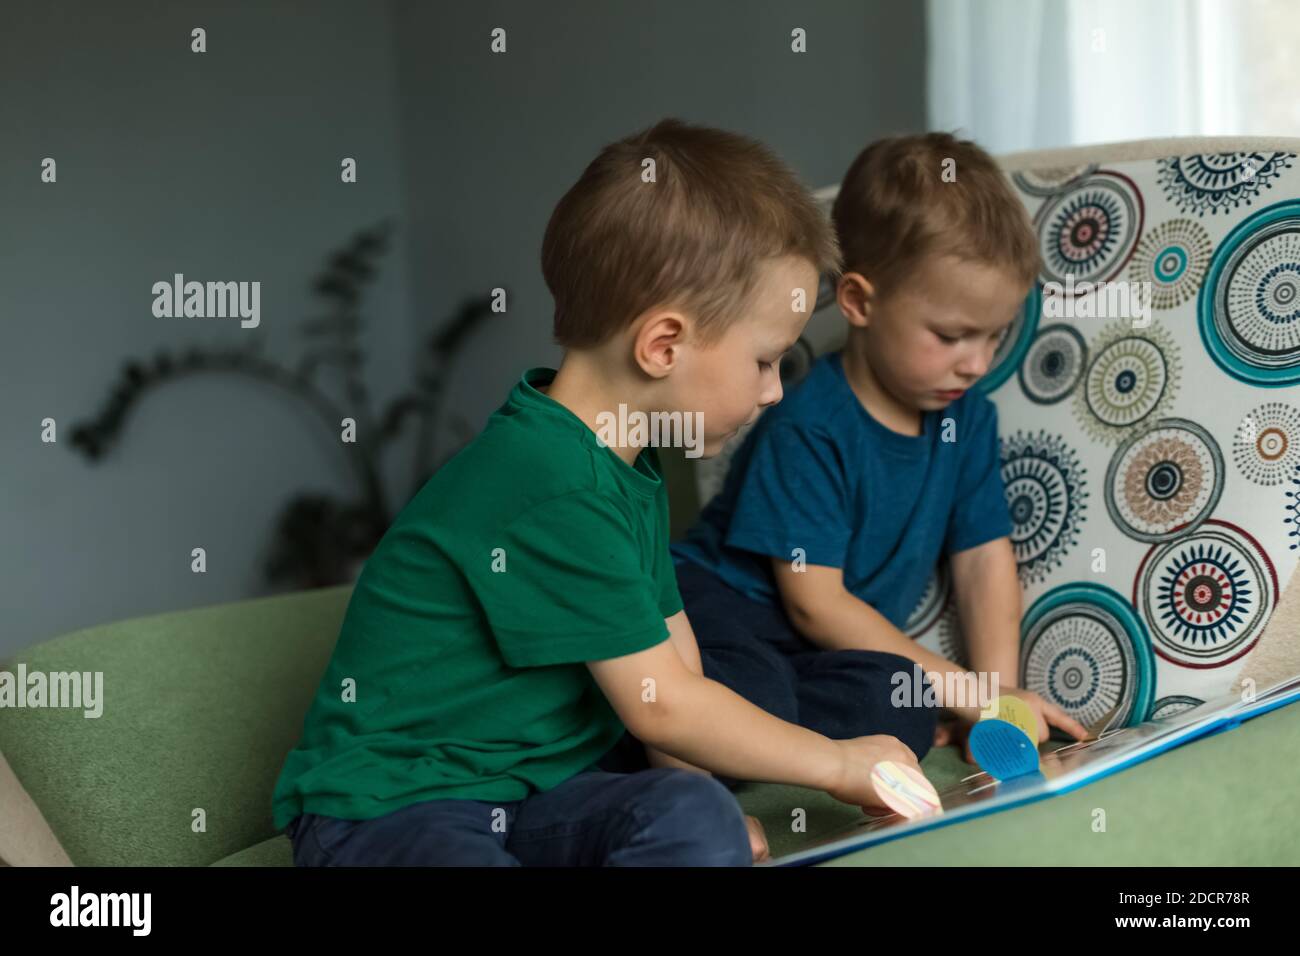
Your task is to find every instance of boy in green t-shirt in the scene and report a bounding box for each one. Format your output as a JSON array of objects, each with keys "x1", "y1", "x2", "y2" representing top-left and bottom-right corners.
[{"x1": 272, "y1": 118, "x2": 934, "y2": 866}]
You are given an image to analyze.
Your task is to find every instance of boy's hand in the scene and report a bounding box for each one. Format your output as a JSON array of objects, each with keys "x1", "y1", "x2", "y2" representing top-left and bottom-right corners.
[
  {"x1": 951, "y1": 687, "x2": 1090, "y2": 746},
  {"x1": 997, "y1": 687, "x2": 1090, "y2": 744},
  {"x1": 933, "y1": 716, "x2": 977, "y2": 764},
  {"x1": 744, "y1": 815, "x2": 770, "y2": 863},
  {"x1": 825, "y1": 736, "x2": 936, "y2": 815}
]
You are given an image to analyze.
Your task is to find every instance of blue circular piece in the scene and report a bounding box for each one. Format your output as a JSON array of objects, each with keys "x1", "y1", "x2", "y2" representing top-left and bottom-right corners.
[{"x1": 969, "y1": 719, "x2": 1040, "y2": 780}]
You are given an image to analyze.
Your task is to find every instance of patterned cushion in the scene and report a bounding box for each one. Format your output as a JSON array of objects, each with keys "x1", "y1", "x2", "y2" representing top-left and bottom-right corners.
[{"x1": 691, "y1": 142, "x2": 1300, "y2": 732}]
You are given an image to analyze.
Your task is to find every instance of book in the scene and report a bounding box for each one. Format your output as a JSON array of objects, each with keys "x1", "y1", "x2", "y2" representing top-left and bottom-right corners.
[{"x1": 767, "y1": 673, "x2": 1300, "y2": 866}]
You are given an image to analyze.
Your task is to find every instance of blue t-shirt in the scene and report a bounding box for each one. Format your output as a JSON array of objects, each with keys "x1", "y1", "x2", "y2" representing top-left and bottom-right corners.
[{"x1": 671, "y1": 350, "x2": 1012, "y2": 628}]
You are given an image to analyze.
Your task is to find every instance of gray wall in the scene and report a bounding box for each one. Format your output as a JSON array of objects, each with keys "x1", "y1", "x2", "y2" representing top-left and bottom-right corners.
[
  {"x1": 2, "y1": 0, "x2": 925, "y2": 656},
  {"x1": 393, "y1": 0, "x2": 926, "y2": 446},
  {"x1": 2, "y1": 2, "x2": 416, "y2": 656}
]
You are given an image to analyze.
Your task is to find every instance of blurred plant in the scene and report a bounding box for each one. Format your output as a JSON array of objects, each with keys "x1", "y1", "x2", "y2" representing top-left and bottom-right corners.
[{"x1": 69, "y1": 220, "x2": 494, "y2": 589}]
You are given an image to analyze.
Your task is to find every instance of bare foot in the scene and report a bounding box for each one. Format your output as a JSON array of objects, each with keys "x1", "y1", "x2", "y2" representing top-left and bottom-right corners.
[
  {"x1": 934, "y1": 720, "x2": 978, "y2": 764},
  {"x1": 744, "y1": 815, "x2": 770, "y2": 863}
]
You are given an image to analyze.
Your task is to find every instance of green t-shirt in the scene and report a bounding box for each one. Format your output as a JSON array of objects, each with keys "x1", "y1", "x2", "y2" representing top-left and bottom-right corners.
[{"x1": 271, "y1": 367, "x2": 683, "y2": 829}]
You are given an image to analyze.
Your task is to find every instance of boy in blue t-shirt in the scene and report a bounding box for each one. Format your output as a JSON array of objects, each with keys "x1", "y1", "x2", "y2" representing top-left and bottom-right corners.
[{"x1": 671, "y1": 133, "x2": 1088, "y2": 772}]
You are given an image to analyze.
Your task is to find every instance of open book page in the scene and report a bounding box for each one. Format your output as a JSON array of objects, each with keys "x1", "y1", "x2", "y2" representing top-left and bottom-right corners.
[
  {"x1": 1246, "y1": 673, "x2": 1300, "y2": 708},
  {"x1": 767, "y1": 672, "x2": 1300, "y2": 866}
]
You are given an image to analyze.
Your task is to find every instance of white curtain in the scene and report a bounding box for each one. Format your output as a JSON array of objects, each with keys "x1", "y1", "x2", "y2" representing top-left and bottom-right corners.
[{"x1": 927, "y1": 0, "x2": 1244, "y2": 153}]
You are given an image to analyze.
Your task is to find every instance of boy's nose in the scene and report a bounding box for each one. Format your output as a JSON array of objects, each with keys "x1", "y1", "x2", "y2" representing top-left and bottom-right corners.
[
  {"x1": 760, "y1": 377, "x2": 784, "y2": 407},
  {"x1": 957, "y1": 350, "x2": 991, "y2": 379}
]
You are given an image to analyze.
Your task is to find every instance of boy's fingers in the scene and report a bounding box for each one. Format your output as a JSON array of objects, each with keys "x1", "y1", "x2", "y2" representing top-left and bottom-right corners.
[
  {"x1": 744, "y1": 816, "x2": 770, "y2": 861},
  {"x1": 1043, "y1": 702, "x2": 1089, "y2": 740},
  {"x1": 897, "y1": 750, "x2": 925, "y2": 773}
]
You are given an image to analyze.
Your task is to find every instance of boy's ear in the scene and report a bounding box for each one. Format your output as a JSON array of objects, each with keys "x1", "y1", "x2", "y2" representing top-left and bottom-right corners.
[
  {"x1": 634, "y1": 309, "x2": 688, "y2": 379},
  {"x1": 837, "y1": 273, "x2": 875, "y2": 329}
]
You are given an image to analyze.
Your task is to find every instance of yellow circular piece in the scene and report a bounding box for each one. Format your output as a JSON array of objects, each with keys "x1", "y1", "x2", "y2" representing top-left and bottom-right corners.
[{"x1": 984, "y1": 694, "x2": 1040, "y2": 743}]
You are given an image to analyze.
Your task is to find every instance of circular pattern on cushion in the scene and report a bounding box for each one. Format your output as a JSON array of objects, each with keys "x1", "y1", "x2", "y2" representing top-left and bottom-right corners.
[
  {"x1": 1127, "y1": 218, "x2": 1212, "y2": 310},
  {"x1": 1150, "y1": 695, "x2": 1205, "y2": 719},
  {"x1": 1105, "y1": 418, "x2": 1223, "y2": 543},
  {"x1": 1232, "y1": 401, "x2": 1300, "y2": 486},
  {"x1": 1157, "y1": 152, "x2": 1295, "y2": 217},
  {"x1": 1019, "y1": 323, "x2": 1088, "y2": 404},
  {"x1": 1074, "y1": 320, "x2": 1181, "y2": 444},
  {"x1": 1035, "y1": 171, "x2": 1144, "y2": 288},
  {"x1": 1134, "y1": 519, "x2": 1278, "y2": 669},
  {"x1": 1012, "y1": 163, "x2": 1099, "y2": 198},
  {"x1": 1020, "y1": 583, "x2": 1155, "y2": 729},
  {"x1": 1199, "y1": 200, "x2": 1300, "y2": 385},
  {"x1": 1000, "y1": 430, "x2": 1089, "y2": 585}
]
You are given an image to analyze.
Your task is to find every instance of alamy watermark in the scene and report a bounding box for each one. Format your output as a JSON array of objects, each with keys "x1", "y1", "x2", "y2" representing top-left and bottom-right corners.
[
  {"x1": 1043, "y1": 275, "x2": 1151, "y2": 328},
  {"x1": 0, "y1": 665, "x2": 103, "y2": 718},
  {"x1": 595, "y1": 404, "x2": 704, "y2": 458},
  {"x1": 152, "y1": 273, "x2": 260, "y2": 328},
  {"x1": 50, "y1": 886, "x2": 150, "y2": 935},
  {"x1": 890, "y1": 663, "x2": 999, "y2": 713}
]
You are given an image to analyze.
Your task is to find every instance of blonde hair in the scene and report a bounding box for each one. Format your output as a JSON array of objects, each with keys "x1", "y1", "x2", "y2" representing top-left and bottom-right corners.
[{"x1": 832, "y1": 131, "x2": 1039, "y2": 299}]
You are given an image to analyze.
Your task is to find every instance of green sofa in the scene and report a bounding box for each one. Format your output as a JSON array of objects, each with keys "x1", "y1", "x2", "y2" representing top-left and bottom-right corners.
[{"x1": 2, "y1": 580, "x2": 1298, "y2": 866}]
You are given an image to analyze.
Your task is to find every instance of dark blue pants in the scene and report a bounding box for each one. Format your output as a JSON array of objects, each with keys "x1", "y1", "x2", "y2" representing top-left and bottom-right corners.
[
  {"x1": 671, "y1": 560, "x2": 937, "y2": 778},
  {"x1": 595, "y1": 562, "x2": 937, "y2": 785},
  {"x1": 284, "y1": 767, "x2": 752, "y2": 866}
]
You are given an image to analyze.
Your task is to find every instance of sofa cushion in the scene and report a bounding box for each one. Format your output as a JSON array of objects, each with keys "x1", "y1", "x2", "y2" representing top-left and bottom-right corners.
[
  {"x1": 957, "y1": 144, "x2": 1300, "y2": 727},
  {"x1": 0, "y1": 746, "x2": 72, "y2": 867},
  {"x1": 0, "y1": 586, "x2": 352, "y2": 866},
  {"x1": 210, "y1": 834, "x2": 294, "y2": 867}
]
